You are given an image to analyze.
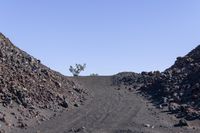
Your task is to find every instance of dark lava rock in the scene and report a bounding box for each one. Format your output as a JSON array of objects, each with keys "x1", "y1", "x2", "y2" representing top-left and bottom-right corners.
[
  {"x1": 74, "y1": 103, "x2": 79, "y2": 107},
  {"x1": 0, "y1": 33, "x2": 87, "y2": 128},
  {"x1": 18, "y1": 121, "x2": 28, "y2": 129},
  {"x1": 113, "y1": 45, "x2": 200, "y2": 120},
  {"x1": 168, "y1": 102, "x2": 181, "y2": 114},
  {"x1": 60, "y1": 100, "x2": 69, "y2": 108},
  {"x1": 175, "y1": 119, "x2": 189, "y2": 127}
]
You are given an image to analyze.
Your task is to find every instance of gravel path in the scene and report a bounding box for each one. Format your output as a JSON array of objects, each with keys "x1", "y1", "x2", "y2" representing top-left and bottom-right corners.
[{"x1": 14, "y1": 76, "x2": 200, "y2": 133}]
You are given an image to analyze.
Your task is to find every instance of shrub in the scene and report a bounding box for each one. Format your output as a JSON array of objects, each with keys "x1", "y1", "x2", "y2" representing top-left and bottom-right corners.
[
  {"x1": 90, "y1": 73, "x2": 99, "y2": 76},
  {"x1": 69, "y1": 63, "x2": 86, "y2": 76}
]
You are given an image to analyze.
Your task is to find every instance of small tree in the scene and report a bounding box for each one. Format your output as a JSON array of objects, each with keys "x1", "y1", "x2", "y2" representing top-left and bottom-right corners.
[
  {"x1": 90, "y1": 73, "x2": 99, "y2": 76},
  {"x1": 69, "y1": 63, "x2": 86, "y2": 76}
]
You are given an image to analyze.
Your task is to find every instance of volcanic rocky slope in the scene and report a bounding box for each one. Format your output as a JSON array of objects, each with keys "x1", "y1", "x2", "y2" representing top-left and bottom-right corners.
[
  {"x1": 113, "y1": 45, "x2": 200, "y2": 120},
  {"x1": 0, "y1": 33, "x2": 87, "y2": 131},
  {"x1": 1, "y1": 32, "x2": 200, "y2": 132}
]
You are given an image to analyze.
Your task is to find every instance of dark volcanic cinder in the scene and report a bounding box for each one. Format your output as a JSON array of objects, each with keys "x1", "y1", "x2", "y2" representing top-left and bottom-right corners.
[{"x1": 0, "y1": 33, "x2": 87, "y2": 130}]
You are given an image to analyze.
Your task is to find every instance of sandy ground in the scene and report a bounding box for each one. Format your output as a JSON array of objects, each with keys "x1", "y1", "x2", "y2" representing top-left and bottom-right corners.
[{"x1": 13, "y1": 76, "x2": 200, "y2": 133}]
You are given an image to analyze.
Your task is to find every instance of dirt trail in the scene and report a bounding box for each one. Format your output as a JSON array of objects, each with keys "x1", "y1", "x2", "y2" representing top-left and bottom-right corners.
[{"x1": 14, "y1": 76, "x2": 200, "y2": 133}]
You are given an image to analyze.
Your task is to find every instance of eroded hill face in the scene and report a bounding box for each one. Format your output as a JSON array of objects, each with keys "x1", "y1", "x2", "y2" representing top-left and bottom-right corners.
[
  {"x1": 113, "y1": 45, "x2": 200, "y2": 121},
  {"x1": 0, "y1": 33, "x2": 87, "y2": 130}
]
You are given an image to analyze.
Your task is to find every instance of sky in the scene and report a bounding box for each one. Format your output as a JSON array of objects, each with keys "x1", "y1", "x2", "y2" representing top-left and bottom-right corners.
[{"x1": 0, "y1": 0, "x2": 200, "y2": 76}]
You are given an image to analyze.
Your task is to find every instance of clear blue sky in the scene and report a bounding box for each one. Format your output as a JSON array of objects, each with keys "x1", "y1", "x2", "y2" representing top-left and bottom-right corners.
[{"x1": 1, "y1": 0, "x2": 200, "y2": 76}]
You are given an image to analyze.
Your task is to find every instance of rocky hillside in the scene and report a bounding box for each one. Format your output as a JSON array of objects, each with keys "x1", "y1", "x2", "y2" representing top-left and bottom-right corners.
[
  {"x1": 0, "y1": 33, "x2": 87, "y2": 131},
  {"x1": 113, "y1": 45, "x2": 200, "y2": 121}
]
